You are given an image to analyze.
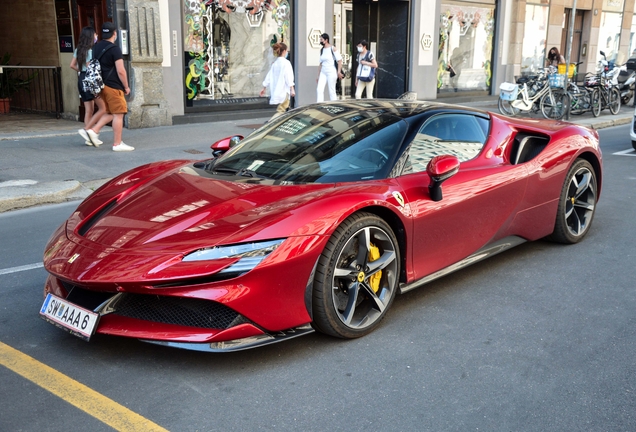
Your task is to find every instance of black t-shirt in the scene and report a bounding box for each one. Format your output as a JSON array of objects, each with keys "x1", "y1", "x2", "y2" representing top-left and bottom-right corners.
[{"x1": 92, "y1": 40, "x2": 124, "y2": 91}]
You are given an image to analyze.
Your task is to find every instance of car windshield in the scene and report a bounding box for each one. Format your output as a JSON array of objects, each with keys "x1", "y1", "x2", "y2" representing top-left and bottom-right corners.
[{"x1": 211, "y1": 105, "x2": 409, "y2": 183}]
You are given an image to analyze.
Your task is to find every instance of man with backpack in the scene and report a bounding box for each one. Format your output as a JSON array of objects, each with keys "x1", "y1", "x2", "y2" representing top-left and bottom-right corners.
[{"x1": 78, "y1": 22, "x2": 134, "y2": 152}]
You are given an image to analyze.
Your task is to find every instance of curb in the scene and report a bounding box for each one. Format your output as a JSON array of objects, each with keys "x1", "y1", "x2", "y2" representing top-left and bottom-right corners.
[{"x1": 1, "y1": 180, "x2": 89, "y2": 213}]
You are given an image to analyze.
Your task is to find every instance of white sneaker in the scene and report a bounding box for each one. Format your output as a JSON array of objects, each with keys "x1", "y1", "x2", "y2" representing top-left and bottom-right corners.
[
  {"x1": 78, "y1": 129, "x2": 90, "y2": 143},
  {"x1": 86, "y1": 129, "x2": 103, "y2": 146},
  {"x1": 85, "y1": 140, "x2": 93, "y2": 146},
  {"x1": 113, "y1": 142, "x2": 134, "y2": 152}
]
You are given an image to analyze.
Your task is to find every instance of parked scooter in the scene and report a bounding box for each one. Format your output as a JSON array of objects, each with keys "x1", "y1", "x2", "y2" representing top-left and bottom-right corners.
[{"x1": 618, "y1": 55, "x2": 636, "y2": 105}]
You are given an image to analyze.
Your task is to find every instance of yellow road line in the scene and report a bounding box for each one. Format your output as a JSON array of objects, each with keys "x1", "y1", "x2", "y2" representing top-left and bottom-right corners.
[{"x1": 0, "y1": 341, "x2": 168, "y2": 432}]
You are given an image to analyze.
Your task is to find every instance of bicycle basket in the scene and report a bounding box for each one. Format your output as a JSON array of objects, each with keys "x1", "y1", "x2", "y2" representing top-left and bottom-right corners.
[
  {"x1": 558, "y1": 63, "x2": 576, "y2": 78},
  {"x1": 548, "y1": 73, "x2": 566, "y2": 88},
  {"x1": 499, "y1": 82, "x2": 518, "y2": 101}
]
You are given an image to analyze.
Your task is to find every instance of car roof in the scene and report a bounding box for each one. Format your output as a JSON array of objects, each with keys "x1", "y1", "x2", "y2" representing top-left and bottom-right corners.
[{"x1": 303, "y1": 99, "x2": 488, "y2": 119}]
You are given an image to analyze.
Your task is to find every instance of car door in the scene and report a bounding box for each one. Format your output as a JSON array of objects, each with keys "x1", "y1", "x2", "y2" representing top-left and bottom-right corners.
[{"x1": 395, "y1": 112, "x2": 529, "y2": 282}]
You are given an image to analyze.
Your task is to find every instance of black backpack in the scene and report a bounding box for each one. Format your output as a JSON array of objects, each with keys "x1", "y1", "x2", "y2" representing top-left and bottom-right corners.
[{"x1": 82, "y1": 44, "x2": 116, "y2": 97}]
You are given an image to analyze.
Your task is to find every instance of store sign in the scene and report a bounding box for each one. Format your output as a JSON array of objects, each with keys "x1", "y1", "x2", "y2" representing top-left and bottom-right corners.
[
  {"x1": 59, "y1": 36, "x2": 73, "y2": 53},
  {"x1": 421, "y1": 33, "x2": 433, "y2": 51},
  {"x1": 308, "y1": 28, "x2": 322, "y2": 49},
  {"x1": 603, "y1": 0, "x2": 625, "y2": 12}
]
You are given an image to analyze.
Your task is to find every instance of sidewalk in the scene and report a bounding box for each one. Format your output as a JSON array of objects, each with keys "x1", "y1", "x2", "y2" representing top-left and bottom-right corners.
[{"x1": 0, "y1": 99, "x2": 633, "y2": 213}]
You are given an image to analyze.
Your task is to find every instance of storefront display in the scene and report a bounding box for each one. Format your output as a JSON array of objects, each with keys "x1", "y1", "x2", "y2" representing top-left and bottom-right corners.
[
  {"x1": 183, "y1": 0, "x2": 292, "y2": 108},
  {"x1": 521, "y1": 3, "x2": 549, "y2": 75},
  {"x1": 437, "y1": 1, "x2": 495, "y2": 95}
]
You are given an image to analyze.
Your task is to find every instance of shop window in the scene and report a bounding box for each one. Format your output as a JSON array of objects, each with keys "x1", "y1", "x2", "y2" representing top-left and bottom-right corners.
[
  {"x1": 598, "y1": 12, "x2": 623, "y2": 64},
  {"x1": 437, "y1": 2, "x2": 495, "y2": 95},
  {"x1": 521, "y1": 4, "x2": 549, "y2": 75},
  {"x1": 183, "y1": 0, "x2": 292, "y2": 108}
]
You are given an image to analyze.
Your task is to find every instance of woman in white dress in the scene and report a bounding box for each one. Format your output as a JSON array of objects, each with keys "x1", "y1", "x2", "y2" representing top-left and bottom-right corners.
[{"x1": 316, "y1": 33, "x2": 343, "y2": 102}]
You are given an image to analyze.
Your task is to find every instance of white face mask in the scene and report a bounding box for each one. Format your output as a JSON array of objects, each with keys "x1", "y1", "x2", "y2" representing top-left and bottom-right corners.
[{"x1": 357, "y1": 46, "x2": 363, "y2": 53}]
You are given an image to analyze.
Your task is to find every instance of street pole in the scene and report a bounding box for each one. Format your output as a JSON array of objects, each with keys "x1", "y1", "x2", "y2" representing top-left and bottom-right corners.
[{"x1": 565, "y1": 0, "x2": 577, "y2": 120}]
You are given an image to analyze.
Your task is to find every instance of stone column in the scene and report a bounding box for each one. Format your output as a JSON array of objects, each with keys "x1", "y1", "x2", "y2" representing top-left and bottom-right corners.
[{"x1": 126, "y1": 0, "x2": 171, "y2": 128}]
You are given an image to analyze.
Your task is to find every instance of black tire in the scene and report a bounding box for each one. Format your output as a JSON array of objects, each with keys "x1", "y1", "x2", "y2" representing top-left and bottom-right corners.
[
  {"x1": 609, "y1": 87, "x2": 621, "y2": 115},
  {"x1": 632, "y1": 140, "x2": 636, "y2": 151},
  {"x1": 548, "y1": 159, "x2": 597, "y2": 244},
  {"x1": 498, "y1": 97, "x2": 520, "y2": 116},
  {"x1": 540, "y1": 90, "x2": 568, "y2": 120},
  {"x1": 312, "y1": 212, "x2": 400, "y2": 338},
  {"x1": 591, "y1": 89, "x2": 602, "y2": 117}
]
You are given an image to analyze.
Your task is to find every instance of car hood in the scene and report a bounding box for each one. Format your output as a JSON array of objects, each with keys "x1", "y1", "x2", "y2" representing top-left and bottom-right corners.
[{"x1": 67, "y1": 165, "x2": 336, "y2": 252}]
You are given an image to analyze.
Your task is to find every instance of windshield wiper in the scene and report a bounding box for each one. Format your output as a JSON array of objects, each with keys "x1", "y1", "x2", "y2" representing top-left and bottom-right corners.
[
  {"x1": 212, "y1": 165, "x2": 269, "y2": 179},
  {"x1": 212, "y1": 165, "x2": 240, "y2": 175},
  {"x1": 238, "y1": 168, "x2": 270, "y2": 179}
]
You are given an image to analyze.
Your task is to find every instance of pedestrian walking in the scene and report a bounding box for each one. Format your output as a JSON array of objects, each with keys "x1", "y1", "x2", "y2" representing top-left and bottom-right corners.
[
  {"x1": 354, "y1": 40, "x2": 378, "y2": 99},
  {"x1": 260, "y1": 42, "x2": 295, "y2": 120},
  {"x1": 70, "y1": 26, "x2": 107, "y2": 145},
  {"x1": 316, "y1": 33, "x2": 343, "y2": 102},
  {"x1": 78, "y1": 22, "x2": 134, "y2": 152}
]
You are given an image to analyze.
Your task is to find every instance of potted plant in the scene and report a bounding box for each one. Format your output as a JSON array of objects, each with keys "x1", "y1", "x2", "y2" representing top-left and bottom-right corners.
[{"x1": 0, "y1": 53, "x2": 34, "y2": 114}]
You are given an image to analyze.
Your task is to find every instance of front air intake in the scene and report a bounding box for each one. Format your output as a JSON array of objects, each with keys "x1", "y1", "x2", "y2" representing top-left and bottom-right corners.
[{"x1": 112, "y1": 293, "x2": 248, "y2": 329}]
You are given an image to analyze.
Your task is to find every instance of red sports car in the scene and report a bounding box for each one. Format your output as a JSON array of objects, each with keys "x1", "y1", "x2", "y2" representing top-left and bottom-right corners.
[{"x1": 40, "y1": 101, "x2": 602, "y2": 351}]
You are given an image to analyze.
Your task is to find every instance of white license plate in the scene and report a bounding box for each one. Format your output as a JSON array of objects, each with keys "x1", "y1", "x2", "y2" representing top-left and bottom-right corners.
[{"x1": 40, "y1": 293, "x2": 99, "y2": 341}]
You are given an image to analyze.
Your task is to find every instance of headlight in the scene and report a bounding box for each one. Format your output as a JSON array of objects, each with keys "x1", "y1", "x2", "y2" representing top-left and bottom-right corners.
[{"x1": 182, "y1": 239, "x2": 284, "y2": 274}]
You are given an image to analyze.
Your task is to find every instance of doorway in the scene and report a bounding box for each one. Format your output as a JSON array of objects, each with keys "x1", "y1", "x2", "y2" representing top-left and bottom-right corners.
[
  {"x1": 73, "y1": 0, "x2": 108, "y2": 44},
  {"x1": 351, "y1": 0, "x2": 410, "y2": 98},
  {"x1": 561, "y1": 9, "x2": 585, "y2": 64}
]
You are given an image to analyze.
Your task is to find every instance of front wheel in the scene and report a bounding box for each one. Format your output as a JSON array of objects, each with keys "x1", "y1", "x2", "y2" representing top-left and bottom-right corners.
[
  {"x1": 632, "y1": 140, "x2": 636, "y2": 151},
  {"x1": 312, "y1": 212, "x2": 400, "y2": 338},
  {"x1": 609, "y1": 87, "x2": 621, "y2": 115},
  {"x1": 540, "y1": 90, "x2": 568, "y2": 120},
  {"x1": 548, "y1": 159, "x2": 597, "y2": 244},
  {"x1": 498, "y1": 97, "x2": 520, "y2": 116},
  {"x1": 591, "y1": 89, "x2": 602, "y2": 117}
]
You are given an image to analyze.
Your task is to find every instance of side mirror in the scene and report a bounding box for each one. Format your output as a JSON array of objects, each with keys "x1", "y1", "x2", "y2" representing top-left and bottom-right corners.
[
  {"x1": 211, "y1": 135, "x2": 244, "y2": 156},
  {"x1": 600, "y1": 50, "x2": 606, "y2": 58},
  {"x1": 426, "y1": 155, "x2": 460, "y2": 202}
]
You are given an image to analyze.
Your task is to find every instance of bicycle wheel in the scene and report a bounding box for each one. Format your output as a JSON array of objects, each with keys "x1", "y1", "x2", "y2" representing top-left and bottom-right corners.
[
  {"x1": 498, "y1": 97, "x2": 520, "y2": 116},
  {"x1": 609, "y1": 87, "x2": 621, "y2": 115},
  {"x1": 540, "y1": 89, "x2": 568, "y2": 120},
  {"x1": 591, "y1": 89, "x2": 602, "y2": 117}
]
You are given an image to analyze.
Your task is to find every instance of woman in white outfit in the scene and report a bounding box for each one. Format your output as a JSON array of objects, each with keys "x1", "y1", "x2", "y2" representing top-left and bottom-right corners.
[
  {"x1": 355, "y1": 39, "x2": 378, "y2": 99},
  {"x1": 316, "y1": 33, "x2": 343, "y2": 102},
  {"x1": 260, "y1": 42, "x2": 295, "y2": 120}
]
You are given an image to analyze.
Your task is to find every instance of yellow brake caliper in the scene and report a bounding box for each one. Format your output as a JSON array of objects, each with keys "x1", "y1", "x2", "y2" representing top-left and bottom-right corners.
[{"x1": 368, "y1": 243, "x2": 382, "y2": 293}]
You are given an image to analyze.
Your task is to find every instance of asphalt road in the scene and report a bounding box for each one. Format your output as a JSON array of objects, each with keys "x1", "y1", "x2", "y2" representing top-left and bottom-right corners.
[{"x1": 0, "y1": 125, "x2": 635, "y2": 431}]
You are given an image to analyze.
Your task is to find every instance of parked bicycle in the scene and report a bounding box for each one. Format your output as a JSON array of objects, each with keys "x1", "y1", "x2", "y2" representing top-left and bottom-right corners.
[
  {"x1": 585, "y1": 52, "x2": 620, "y2": 117},
  {"x1": 566, "y1": 66, "x2": 596, "y2": 115},
  {"x1": 499, "y1": 66, "x2": 568, "y2": 120}
]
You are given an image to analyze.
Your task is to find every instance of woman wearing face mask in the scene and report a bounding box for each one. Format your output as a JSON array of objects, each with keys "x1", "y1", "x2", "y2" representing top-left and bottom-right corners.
[
  {"x1": 316, "y1": 33, "x2": 343, "y2": 102},
  {"x1": 260, "y1": 42, "x2": 295, "y2": 120},
  {"x1": 355, "y1": 40, "x2": 378, "y2": 99},
  {"x1": 70, "y1": 26, "x2": 106, "y2": 144}
]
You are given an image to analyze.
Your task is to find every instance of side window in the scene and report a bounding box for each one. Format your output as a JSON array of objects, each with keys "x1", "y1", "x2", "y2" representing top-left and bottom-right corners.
[{"x1": 403, "y1": 113, "x2": 489, "y2": 174}]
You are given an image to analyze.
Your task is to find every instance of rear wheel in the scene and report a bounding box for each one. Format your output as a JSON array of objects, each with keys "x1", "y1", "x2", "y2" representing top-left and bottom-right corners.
[
  {"x1": 591, "y1": 89, "x2": 602, "y2": 117},
  {"x1": 312, "y1": 212, "x2": 400, "y2": 338},
  {"x1": 609, "y1": 87, "x2": 621, "y2": 115},
  {"x1": 549, "y1": 159, "x2": 597, "y2": 244},
  {"x1": 498, "y1": 97, "x2": 520, "y2": 116},
  {"x1": 540, "y1": 90, "x2": 568, "y2": 120}
]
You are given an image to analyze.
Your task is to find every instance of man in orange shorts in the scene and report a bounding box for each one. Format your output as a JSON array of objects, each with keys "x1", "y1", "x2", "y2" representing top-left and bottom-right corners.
[{"x1": 79, "y1": 22, "x2": 134, "y2": 151}]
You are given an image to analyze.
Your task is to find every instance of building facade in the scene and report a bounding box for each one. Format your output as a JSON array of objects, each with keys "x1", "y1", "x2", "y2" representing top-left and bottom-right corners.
[{"x1": 1, "y1": 0, "x2": 635, "y2": 127}]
